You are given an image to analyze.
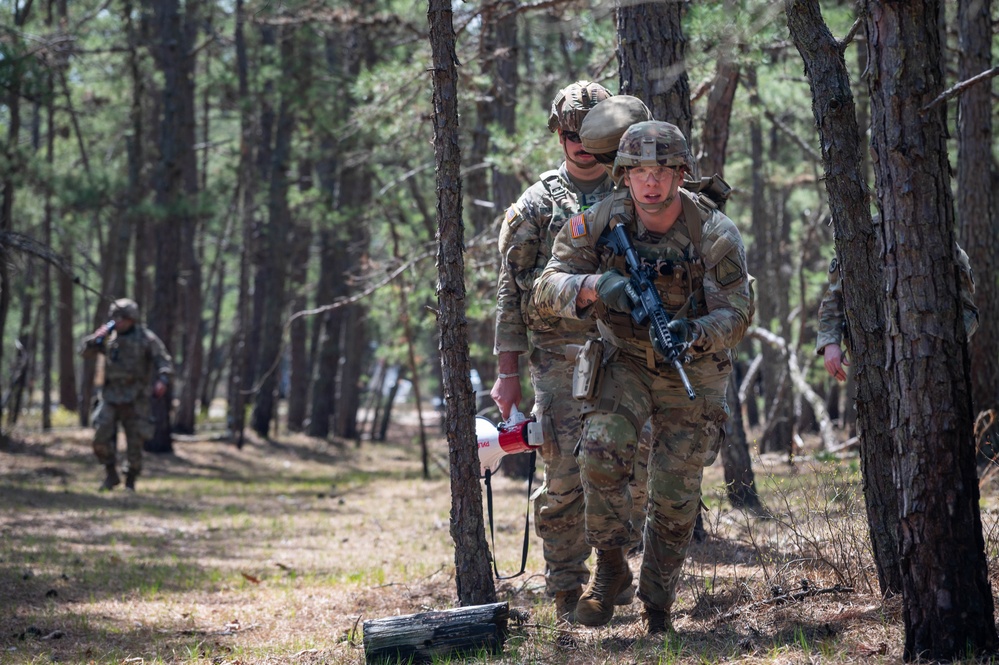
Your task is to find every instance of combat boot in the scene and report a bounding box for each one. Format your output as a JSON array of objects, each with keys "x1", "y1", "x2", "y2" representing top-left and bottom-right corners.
[
  {"x1": 575, "y1": 548, "x2": 632, "y2": 627},
  {"x1": 554, "y1": 588, "x2": 581, "y2": 623},
  {"x1": 124, "y1": 471, "x2": 138, "y2": 492},
  {"x1": 99, "y1": 465, "x2": 120, "y2": 491},
  {"x1": 641, "y1": 604, "x2": 671, "y2": 635}
]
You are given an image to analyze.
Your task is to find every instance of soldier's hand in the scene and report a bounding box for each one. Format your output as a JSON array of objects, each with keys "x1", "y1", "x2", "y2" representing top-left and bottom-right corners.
[
  {"x1": 93, "y1": 323, "x2": 112, "y2": 339},
  {"x1": 490, "y1": 375, "x2": 522, "y2": 421},
  {"x1": 595, "y1": 269, "x2": 633, "y2": 313},
  {"x1": 667, "y1": 318, "x2": 697, "y2": 345},
  {"x1": 823, "y1": 344, "x2": 848, "y2": 382}
]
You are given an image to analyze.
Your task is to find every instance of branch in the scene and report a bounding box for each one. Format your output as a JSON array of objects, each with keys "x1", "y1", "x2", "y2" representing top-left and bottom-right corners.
[
  {"x1": 716, "y1": 582, "x2": 854, "y2": 621},
  {"x1": 746, "y1": 326, "x2": 839, "y2": 451},
  {"x1": 921, "y1": 66, "x2": 999, "y2": 115}
]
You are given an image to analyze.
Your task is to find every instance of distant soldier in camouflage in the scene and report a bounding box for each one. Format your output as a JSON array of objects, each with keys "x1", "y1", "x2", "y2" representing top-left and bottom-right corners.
[
  {"x1": 81, "y1": 298, "x2": 173, "y2": 492},
  {"x1": 532, "y1": 121, "x2": 751, "y2": 633},
  {"x1": 816, "y1": 243, "x2": 978, "y2": 381},
  {"x1": 491, "y1": 80, "x2": 629, "y2": 622}
]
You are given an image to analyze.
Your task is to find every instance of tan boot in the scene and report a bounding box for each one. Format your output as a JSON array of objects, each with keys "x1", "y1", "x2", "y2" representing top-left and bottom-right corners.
[
  {"x1": 575, "y1": 548, "x2": 632, "y2": 627},
  {"x1": 554, "y1": 587, "x2": 581, "y2": 623},
  {"x1": 99, "y1": 465, "x2": 120, "y2": 491},
  {"x1": 642, "y1": 604, "x2": 671, "y2": 635},
  {"x1": 614, "y1": 582, "x2": 636, "y2": 605}
]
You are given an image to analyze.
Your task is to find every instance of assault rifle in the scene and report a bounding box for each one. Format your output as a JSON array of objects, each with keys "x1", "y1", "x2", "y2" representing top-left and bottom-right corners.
[{"x1": 600, "y1": 219, "x2": 696, "y2": 400}]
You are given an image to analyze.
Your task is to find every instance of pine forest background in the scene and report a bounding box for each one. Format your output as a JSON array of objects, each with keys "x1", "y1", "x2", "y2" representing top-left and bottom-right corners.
[{"x1": 0, "y1": 0, "x2": 996, "y2": 457}]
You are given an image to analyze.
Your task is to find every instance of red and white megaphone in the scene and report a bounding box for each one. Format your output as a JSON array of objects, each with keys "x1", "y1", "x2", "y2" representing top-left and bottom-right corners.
[{"x1": 476, "y1": 405, "x2": 544, "y2": 476}]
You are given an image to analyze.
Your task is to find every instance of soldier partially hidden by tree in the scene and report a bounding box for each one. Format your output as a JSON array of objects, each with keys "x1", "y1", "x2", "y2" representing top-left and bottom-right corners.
[
  {"x1": 80, "y1": 299, "x2": 173, "y2": 492},
  {"x1": 816, "y1": 243, "x2": 979, "y2": 382}
]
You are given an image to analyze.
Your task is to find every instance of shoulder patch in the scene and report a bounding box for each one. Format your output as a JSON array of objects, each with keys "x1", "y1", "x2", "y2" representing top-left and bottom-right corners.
[
  {"x1": 504, "y1": 204, "x2": 524, "y2": 229},
  {"x1": 569, "y1": 214, "x2": 587, "y2": 239},
  {"x1": 715, "y1": 256, "x2": 745, "y2": 287}
]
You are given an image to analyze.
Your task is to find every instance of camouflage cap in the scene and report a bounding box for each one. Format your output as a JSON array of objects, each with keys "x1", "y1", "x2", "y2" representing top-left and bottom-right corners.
[
  {"x1": 578, "y1": 96, "x2": 653, "y2": 159},
  {"x1": 109, "y1": 298, "x2": 140, "y2": 321},
  {"x1": 612, "y1": 120, "x2": 693, "y2": 179},
  {"x1": 547, "y1": 80, "x2": 612, "y2": 134}
]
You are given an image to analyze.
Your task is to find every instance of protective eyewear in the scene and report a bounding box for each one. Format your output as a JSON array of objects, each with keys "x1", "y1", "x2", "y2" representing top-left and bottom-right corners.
[
  {"x1": 562, "y1": 131, "x2": 582, "y2": 143},
  {"x1": 629, "y1": 166, "x2": 677, "y2": 183}
]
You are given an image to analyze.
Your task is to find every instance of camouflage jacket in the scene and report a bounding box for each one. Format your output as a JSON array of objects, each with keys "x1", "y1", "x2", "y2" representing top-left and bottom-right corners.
[
  {"x1": 532, "y1": 188, "x2": 751, "y2": 367},
  {"x1": 493, "y1": 163, "x2": 615, "y2": 354},
  {"x1": 81, "y1": 325, "x2": 173, "y2": 404},
  {"x1": 815, "y1": 245, "x2": 979, "y2": 354}
]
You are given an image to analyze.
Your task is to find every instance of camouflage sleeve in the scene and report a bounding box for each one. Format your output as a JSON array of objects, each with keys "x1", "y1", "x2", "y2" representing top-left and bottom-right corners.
[
  {"x1": 956, "y1": 245, "x2": 979, "y2": 339},
  {"x1": 493, "y1": 187, "x2": 546, "y2": 354},
  {"x1": 79, "y1": 332, "x2": 106, "y2": 358},
  {"x1": 146, "y1": 330, "x2": 174, "y2": 377},
  {"x1": 815, "y1": 258, "x2": 845, "y2": 354},
  {"x1": 531, "y1": 212, "x2": 601, "y2": 321},
  {"x1": 691, "y1": 212, "x2": 751, "y2": 354}
]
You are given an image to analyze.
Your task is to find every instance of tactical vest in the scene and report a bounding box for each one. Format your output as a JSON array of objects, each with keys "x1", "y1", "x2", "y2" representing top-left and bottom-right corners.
[
  {"x1": 103, "y1": 326, "x2": 154, "y2": 404},
  {"x1": 539, "y1": 170, "x2": 581, "y2": 222},
  {"x1": 593, "y1": 190, "x2": 716, "y2": 346}
]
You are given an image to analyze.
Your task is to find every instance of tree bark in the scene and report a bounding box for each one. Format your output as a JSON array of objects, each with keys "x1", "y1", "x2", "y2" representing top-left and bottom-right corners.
[
  {"x1": 864, "y1": 1, "x2": 997, "y2": 658},
  {"x1": 427, "y1": 0, "x2": 496, "y2": 606},
  {"x1": 616, "y1": 0, "x2": 691, "y2": 138},
  {"x1": 252, "y1": 25, "x2": 298, "y2": 439},
  {"x1": 786, "y1": 0, "x2": 901, "y2": 598},
  {"x1": 956, "y1": 0, "x2": 996, "y2": 417}
]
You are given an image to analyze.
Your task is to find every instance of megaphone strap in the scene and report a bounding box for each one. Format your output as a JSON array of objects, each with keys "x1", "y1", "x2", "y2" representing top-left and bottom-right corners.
[{"x1": 484, "y1": 450, "x2": 537, "y2": 580}]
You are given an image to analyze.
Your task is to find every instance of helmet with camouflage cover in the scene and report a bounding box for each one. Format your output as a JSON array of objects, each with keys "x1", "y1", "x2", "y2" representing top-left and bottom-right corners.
[
  {"x1": 612, "y1": 120, "x2": 695, "y2": 180},
  {"x1": 579, "y1": 96, "x2": 652, "y2": 165},
  {"x1": 547, "y1": 80, "x2": 612, "y2": 134},
  {"x1": 109, "y1": 298, "x2": 140, "y2": 321}
]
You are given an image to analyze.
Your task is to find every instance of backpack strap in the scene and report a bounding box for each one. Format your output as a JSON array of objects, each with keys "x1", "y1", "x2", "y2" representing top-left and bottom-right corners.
[{"x1": 539, "y1": 169, "x2": 580, "y2": 218}]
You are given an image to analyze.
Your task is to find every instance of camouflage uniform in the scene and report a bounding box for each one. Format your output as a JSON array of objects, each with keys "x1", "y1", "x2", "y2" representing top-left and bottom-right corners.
[
  {"x1": 81, "y1": 304, "x2": 172, "y2": 480},
  {"x1": 495, "y1": 162, "x2": 617, "y2": 594},
  {"x1": 816, "y1": 245, "x2": 979, "y2": 355},
  {"x1": 532, "y1": 127, "x2": 751, "y2": 620}
]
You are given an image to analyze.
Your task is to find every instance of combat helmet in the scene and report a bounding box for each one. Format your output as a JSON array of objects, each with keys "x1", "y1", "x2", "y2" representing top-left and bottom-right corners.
[
  {"x1": 109, "y1": 298, "x2": 140, "y2": 321},
  {"x1": 612, "y1": 120, "x2": 695, "y2": 181},
  {"x1": 579, "y1": 96, "x2": 652, "y2": 165},
  {"x1": 547, "y1": 80, "x2": 612, "y2": 134}
]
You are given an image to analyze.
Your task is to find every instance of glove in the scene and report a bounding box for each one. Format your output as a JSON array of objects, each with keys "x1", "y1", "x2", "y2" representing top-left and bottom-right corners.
[
  {"x1": 595, "y1": 269, "x2": 633, "y2": 313},
  {"x1": 651, "y1": 318, "x2": 698, "y2": 360}
]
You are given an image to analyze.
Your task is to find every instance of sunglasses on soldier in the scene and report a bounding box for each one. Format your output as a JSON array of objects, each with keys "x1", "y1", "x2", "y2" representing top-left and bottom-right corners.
[{"x1": 561, "y1": 130, "x2": 582, "y2": 143}]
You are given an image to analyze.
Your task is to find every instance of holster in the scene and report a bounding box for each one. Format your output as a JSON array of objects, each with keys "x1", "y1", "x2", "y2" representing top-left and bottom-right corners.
[{"x1": 572, "y1": 339, "x2": 604, "y2": 401}]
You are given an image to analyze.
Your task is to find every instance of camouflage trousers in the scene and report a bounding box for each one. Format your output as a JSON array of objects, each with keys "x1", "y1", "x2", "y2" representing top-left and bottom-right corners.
[
  {"x1": 529, "y1": 346, "x2": 649, "y2": 594},
  {"x1": 91, "y1": 398, "x2": 154, "y2": 476},
  {"x1": 577, "y1": 349, "x2": 731, "y2": 611}
]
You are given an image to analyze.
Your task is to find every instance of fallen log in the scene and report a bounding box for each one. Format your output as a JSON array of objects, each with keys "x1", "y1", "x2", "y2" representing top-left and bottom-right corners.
[{"x1": 363, "y1": 602, "x2": 509, "y2": 664}]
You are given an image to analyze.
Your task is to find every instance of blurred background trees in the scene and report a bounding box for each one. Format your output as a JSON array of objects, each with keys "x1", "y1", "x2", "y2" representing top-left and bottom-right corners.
[{"x1": 0, "y1": 0, "x2": 994, "y2": 457}]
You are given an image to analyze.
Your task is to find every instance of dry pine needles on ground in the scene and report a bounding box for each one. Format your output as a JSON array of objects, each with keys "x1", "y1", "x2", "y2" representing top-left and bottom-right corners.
[{"x1": 3, "y1": 416, "x2": 999, "y2": 664}]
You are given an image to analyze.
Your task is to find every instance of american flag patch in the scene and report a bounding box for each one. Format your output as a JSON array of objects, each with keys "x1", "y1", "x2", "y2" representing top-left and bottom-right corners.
[
  {"x1": 569, "y1": 214, "x2": 586, "y2": 239},
  {"x1": 504, "y1": 205, "x2": 517, "y2": 223}
]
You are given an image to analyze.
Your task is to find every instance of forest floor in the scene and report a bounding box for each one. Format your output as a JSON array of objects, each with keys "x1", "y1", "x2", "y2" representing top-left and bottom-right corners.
[{"x1": 2, "y1": 409, "x2": 999, "y2": 664}]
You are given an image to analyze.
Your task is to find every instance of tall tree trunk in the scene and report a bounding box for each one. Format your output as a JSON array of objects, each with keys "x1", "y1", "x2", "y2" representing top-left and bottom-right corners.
[
  {"x1": 865, "y1": 1, "x2": 997, "y2": 658},
  {"x1": 252, "y1": 26, "x2": 298, "y2": 439},
  {"x1": 226, "y1": 0, "x2": 254, "y2": 447},
  {"x1": 616, "y1": 0, "x2": 691, "y2": 137},
  {"x1": 307, "y1": 229, "x2": 342, "y2": 438},
  {"x1": 697, "y1": 49, "x2": 758, "y2": 510},
  {"x1": 957, "y1": 0, "x2": 996, "y2": 416},
  {"x1": 286, "y1": 190, "x2": 312, "y2": 432},
  {"x1": 427, "y1": 0, "x2": 496, "y2": 607},
  {"x1": 148, "y1": 0, "x2": 200, "y2": 453},
  {"x1": 786, "y1": 0, "x2": 901, "y2": 596}
]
